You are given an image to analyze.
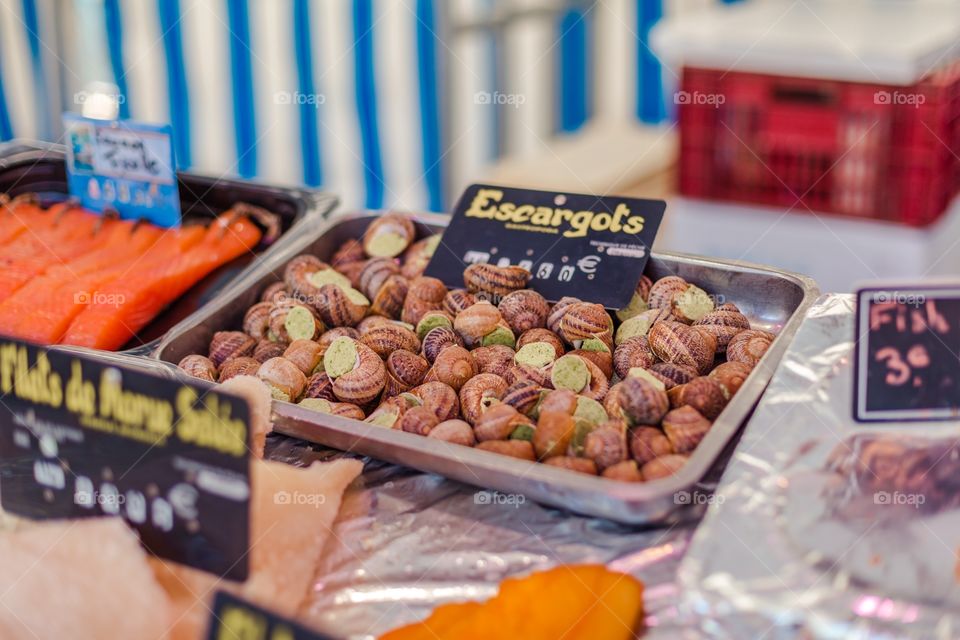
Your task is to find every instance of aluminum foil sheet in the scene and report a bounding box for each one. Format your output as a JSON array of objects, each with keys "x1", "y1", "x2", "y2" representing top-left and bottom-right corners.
[
  {"x1": 678, "y1": 294, "x2": 960, "y2": 639},
  {"x1": 265, "y1": 437, "x2": 706, "y2": 639}
]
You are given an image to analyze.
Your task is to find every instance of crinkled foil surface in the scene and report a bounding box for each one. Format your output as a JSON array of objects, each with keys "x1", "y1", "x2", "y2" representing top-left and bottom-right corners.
[
  {"x1": 266, "y1": 438, "x2": 706, "y2": 639},
  {"x1": 678, "y1": 294, "x2": 960, "y2": 639}
]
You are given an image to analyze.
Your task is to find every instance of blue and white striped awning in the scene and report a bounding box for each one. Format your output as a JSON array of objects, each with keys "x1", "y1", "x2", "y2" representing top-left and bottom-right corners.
[{"x1": 0, "y1": 0, "x2": 685, "y2": 211}]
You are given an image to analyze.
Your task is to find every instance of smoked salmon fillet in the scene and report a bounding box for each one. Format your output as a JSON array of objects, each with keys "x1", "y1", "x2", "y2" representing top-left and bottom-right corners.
[
  {"x1": 60, "y1": 216, "x2": 262, "y2": 350},
  {"x1": 0, "y1": 221, "x2": 169, "y2": 343}
]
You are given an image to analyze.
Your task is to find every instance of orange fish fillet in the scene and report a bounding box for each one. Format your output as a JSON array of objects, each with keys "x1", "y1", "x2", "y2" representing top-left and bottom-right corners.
[{"x1": 60, "y1": 217, "x2": 262, "y2": 350}]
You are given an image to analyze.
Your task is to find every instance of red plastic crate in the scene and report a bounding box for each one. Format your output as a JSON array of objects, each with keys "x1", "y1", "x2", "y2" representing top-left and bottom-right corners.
[{"x1": 678, "y1": 63, "x2": 960, "y2": 226}]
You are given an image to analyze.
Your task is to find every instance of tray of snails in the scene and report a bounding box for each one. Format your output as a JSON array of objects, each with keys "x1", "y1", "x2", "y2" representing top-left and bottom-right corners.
[{"x1": 154, "y1": 210, "x2": 819, "y2": 524}]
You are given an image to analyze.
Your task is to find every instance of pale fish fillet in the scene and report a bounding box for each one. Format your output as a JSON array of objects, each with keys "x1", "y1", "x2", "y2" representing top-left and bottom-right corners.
[
  {"x1": 155, "y1": 458, "x2": 364, "y2": 639},
  {"x1": 0, "y1": 518, "x2": 172, "y2": 640},
  {"x1": 217, "y1": 376, "x2": 272, "y2": 459}
]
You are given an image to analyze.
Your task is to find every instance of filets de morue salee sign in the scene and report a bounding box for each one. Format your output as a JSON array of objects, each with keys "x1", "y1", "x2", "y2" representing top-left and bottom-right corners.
[
  {"x1": 425, "y1": 184, "x2": 666, "y2": 309},
  {"x1": 0, "y1": 339, "x2": 252, "y2": 579},
  {"x1": 854, "y1": 287, "x2": 960, "y2": 422}
]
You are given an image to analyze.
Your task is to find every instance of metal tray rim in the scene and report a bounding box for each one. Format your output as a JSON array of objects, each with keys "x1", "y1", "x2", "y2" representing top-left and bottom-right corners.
[{"x1": 152, "y1": 207, "x2": 820, "y2": 523}]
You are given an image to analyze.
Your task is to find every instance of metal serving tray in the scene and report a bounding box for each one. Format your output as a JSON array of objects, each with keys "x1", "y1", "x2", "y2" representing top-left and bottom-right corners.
[
  {"x1": 153, "y1": 210, "x2": 819, "y2": 524},
  {"x1": 0, "y1": 139, "x2": 337, "y2": 354}
]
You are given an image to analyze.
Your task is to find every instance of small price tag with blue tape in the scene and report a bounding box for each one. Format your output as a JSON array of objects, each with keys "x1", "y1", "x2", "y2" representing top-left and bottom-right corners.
[{"x1": 62, "y1": 113, "x2": 181, "y2": 227}]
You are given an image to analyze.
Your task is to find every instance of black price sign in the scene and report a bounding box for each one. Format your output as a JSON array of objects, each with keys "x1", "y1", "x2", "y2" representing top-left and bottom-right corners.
[
  {"x1": 0, "y1": 340, "x2": 252, "y2": 579},
  {"x1": 854, "y1": 287, "x2": 960, "y2": 421},
  {"x1": 424, "y1": 184, "x2": 665, "y2": 308},
  {"x1": 206, "y1": 591, "x2": 335, "y2": 640}
]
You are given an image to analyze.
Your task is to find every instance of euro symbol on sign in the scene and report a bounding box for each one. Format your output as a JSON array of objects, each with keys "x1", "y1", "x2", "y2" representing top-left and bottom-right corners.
[{"x1": 577, "y1": 255, "x2": 601, "y2": 274}]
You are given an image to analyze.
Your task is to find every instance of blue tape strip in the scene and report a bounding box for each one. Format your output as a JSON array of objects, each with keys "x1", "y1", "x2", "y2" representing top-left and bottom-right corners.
[
  {"x1": 636, "y1": 0, "x2": 665, "y2": 124},
  {"x1": 104, "y1": 0, "x2": 130, "y2": 118},
  {"x1": 0, "y1": 60, "x2": 12, "y2": 141},
  {"x1": 20, "y1": 0, "x2": 50, "y2": 139},
  {"x1": 558, "y1": 8, "x2": 589, "y2": 133},
  {"x1": 416, "y1": 0, "x2": 443, "y2": 211},
  {"x1": 293, "y1": 0, "x2": 322, "y2": 187},
  {"x1": 226, "y1": 0, "x2": 257, "y2": 179},
  {"x1": 352, "y1": 0, "x2": 384, "y2": 209},
  {"x1": 158, "y1": 0, "x2": 191, "y2": 168}
]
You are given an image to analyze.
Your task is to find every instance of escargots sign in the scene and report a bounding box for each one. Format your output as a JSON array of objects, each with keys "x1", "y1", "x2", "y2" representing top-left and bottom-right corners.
[{"x1": 424, "y1": 184, "x2": 665, "y2": 308}]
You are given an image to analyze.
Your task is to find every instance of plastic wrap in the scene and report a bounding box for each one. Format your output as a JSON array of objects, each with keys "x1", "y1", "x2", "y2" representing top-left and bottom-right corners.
[
  {"x1": 678, "y1": 294, "x2": 960, "y2": 639},
  {"x1": 265, "y1": 437, "x2": 701, "y2": 639}
]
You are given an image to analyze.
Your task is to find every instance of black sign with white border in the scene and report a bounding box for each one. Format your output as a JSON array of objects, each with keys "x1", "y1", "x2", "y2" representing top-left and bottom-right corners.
[
  {"x1": 424, "y1": 183, "x2": 665, "y2": 308},
  {"x1": 854, "y1": 286, "x2": 960, "y2": 422},
  {"x1": 0, "y1": 339, "x2": 252, "y2": 579}
]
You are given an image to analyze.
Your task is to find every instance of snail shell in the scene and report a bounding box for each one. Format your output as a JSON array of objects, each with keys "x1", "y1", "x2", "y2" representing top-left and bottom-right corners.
[
  {"x1": 498, "y1": 289, "x2": 549, "y2": 334},
  {"x1": 470, "y1": 344, "x2": 516, "y2": 377},
  {"x1": 314, "y1": 283, "x2": 370, "y2": 327},
  {"x1": 546, "y1": 297, "x2": 581, "y2": 334},
  {"x1": 427, "y1": 419, "x2": 476, "y2": 446},
  {"x1": 617, "y1": 376, "x2": 669, "y2": 425},
  {"x1": 424, "y1": 345, "x2": 478, "y2": 391},
  {"x1": 662, "y1": 405, "x2": 712, "y2": 453},
  {"x1": 516, "y1": 328, "x2": 565, "y2": 359},
  {"x1": 647, "y1": 276, "x2": 689, "y2": 310},
  {"x1": 384, "y1": 349, "x2": 429, "y2": 397},
  {"x1": 421, "y1": 326, "x2": 465, "y2": 364},
  {"x1": 459, "y1": 373, "x2": 508, "y2": 425},
  {"x1": 558, "y1": 302, "x2": 612, "y2": 344},
  {"x1": 282, "y1": 339, "x2": 324, "y2": 375},
  {"x1": 475, "y1": 439, "x2": 536, "y2": 461},
  {"x1": 583, "y1": 424, "x2": 628, "y2": 471},
  {"x1": 318, "y1": 326, "x2": 361, "y2": 348},
  {"x1": 538, "y1": 388, "x2": 578, "y2": 415},
  {"x1": 243, "y1": 301, "x2": 273, "y2": 340},
  {"x1": 358, "y1": 257, "x2": 400, "y2": 299},
  {"x1": 363, "y1": 212, "x2": 416, "y2": 258},
  {"x1": 602, "y1": 460, "x2": 644, "y2": 482},
  {"x1": 442, "y1": 289, "x2": 476, "y2": 316},
  {"x1": 401, "y1": 234, "x2": 441, "y2": 279},
  {"x1": 641, "y1": 454, "x2": 689, "y2": 481},
  {"x1": 463, "y1": 263, "x2": 531, "y2": 297},
  {"x1": 693, "y1": 308, "x2": 751, "y2": 352},
  {"x1": 613, "y1": 336, "x2": 656, "y2": 379},
  {"x1": 569, "y1": 349, "x2": 614, "y2": 381},
  {"x1": 252, "y1": 339, "x2": 286, "y2": 363},
  {"x1": 283, "y1": 254, "x2": 328, "y2": 299},
  {"x1": 630, "y1": 426, "x2": 674, "y2": 465},
  {"x1": 218, "y1": 356, "x2": 260, "y2": 382},
  {"x1": 208, "y1": 331, "x2": 256, "y2": 368},
  {"x1": 178, "y1": 354, "x2": 217, "y2": 382},
  {"x1": 670, "y1": 376, "x2": 727, "y2": 420},
  {"x1": 369, "y1": 274, "x2": 409, "y2": 319},
  {"x1": 503, "y1": 363, "x2": 550, "y2": 388},
  {"x1": 726, "y1": 329, "x2": 775, "y2": 367},
  {"x1": 579, "y1": 356, "x2": 610, "y2": 402},
  {"x1": 533, "y1": 410, "x2": 576, "y2": 459},
  {"x1": 709, "y1": 361, "x2": 752, "y2": 397},
  {"x1": 331, "y1": 238, "x2": 366, "y2": 268},
  {"x1": 260, "y1": 281, "x2": 289, "y2": 304},
  {"x1": 411, "y1": 381, "x2": 460, "y2": 421},
  {"x1": 473, "y1": 402, "x2": 523, "y2": 441},
  {"x1": 543, "y1": 456, "x2": 598, "y2": 475},
  {"x1": 304, "y1": 371, "x2": 337, "y2": 401},
  {"x1": 399, "y1": 405, "x2": 440, "y2": 436},
  {"x1": 501, "y1": 379, "x2": 543, "y2": 416},
  {"x1": 331, "y1": 342, "x2": 387, "y2": 405},
  {"x1": 648, "y1": 362, "x2": 699, "y2": 390},
  {"x1": 257, "y1": 357, "x2": 308, "y2": 402},
  {"x1": 648, "y1": 322, "x2": 717, "y2": 374},
  {"x1": 453, "y1": 301, "x2": 502, "y2": 345},
  {"x1": 359, "y1": 323, "x2": 421, "y2": 359},
  {"x1": 407, "y1": 276, "x2": 448, "y2": 303},
  {"x1": 326, "y1": 402, "x2": 366, "y2": 421}
]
